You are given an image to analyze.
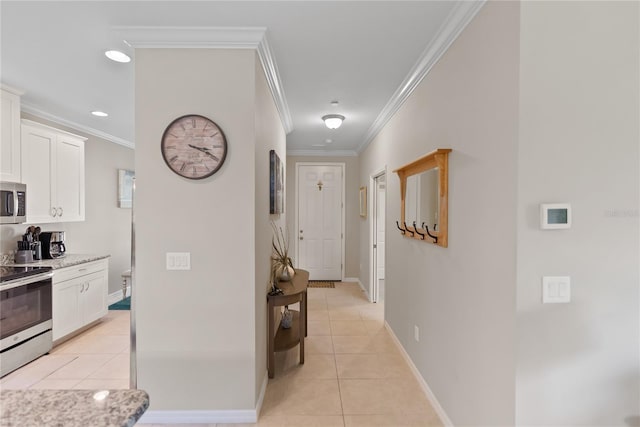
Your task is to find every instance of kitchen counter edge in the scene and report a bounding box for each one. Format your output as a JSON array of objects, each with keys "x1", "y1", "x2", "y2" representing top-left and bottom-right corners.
[{"x1": 5, "y1": 254, "x2": 111, "y2": 269}]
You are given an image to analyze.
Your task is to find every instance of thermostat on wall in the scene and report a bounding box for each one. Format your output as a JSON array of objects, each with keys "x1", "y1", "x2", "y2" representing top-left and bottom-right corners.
[{"x1": 540, "y1": 203, "x2": 571, "y2": 229}]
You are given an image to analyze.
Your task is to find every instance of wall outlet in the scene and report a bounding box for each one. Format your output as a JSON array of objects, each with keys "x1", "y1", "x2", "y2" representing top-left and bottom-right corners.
[
  {"x1": 414, "y1": 325, "x2": 419, "y2": 342},
  {"x1": 166, "y1": 252, "x2": 191, "y2": 270}
]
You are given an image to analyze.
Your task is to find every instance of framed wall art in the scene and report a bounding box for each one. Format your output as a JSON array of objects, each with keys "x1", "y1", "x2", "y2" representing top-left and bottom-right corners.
[
  {"x1": 359, "y1": 186, "x2": 367, "y2": 218},
  {"x1": 118, "y1": 169, "x2": 135, "y2": 208},
  {"x1": 270, "y1": 150, "x2": 284, "y2": 214}
]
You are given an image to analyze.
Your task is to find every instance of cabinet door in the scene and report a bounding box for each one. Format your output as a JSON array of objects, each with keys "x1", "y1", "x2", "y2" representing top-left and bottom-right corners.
[
  {"x1": 0, "y1": 89, "x2": 21, "y2": 183},
  {"x1": 21, "y1": 124, "x2": 56, "y2": 223},
  {"x1": 82, "y1": 271, "x2": 107, "y2": 325},
  {"x1": 55, "y1": 136, "x2": 85, "y2": 222},
  {"x1": 52, "y1": 278, "x2": 82, "y2": 341}
]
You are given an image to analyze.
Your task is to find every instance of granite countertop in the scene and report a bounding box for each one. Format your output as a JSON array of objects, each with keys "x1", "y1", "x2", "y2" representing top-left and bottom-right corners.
[
  {"x1": 5, "y1": 253, "x2": 110, "y2": 269},
  {"x1": 0, "y1": 389, "x2": 149, "y2": 427}
]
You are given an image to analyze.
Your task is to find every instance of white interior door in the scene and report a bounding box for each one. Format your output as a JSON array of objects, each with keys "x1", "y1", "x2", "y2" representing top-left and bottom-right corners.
[
  {"x1": 297, "y1": 164, "x2": 343, "y2": 280},
  {"x1": 375, "y1": 176, "x2": 386, "y2": 302}
]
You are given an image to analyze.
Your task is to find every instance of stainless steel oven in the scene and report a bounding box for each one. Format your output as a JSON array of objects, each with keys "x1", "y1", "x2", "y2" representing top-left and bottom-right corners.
[{"x1": 0, "y1": 266, "x2": 54, "y2": 377}]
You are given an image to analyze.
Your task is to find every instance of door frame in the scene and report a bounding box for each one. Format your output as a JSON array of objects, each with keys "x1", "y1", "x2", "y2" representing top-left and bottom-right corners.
[
  {"x1": 369, "y1": 167, "x2": 387, "y2": 302},
  {"x1": 294, "y1": 162, "x2": 346, "y2": 281}
]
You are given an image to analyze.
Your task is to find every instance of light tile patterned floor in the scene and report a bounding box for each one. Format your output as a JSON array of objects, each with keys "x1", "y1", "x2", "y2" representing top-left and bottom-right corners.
[
  {"x1": 1, "y1": 283, "x2": 442, "y2": 426},
  {"x1": 0, "y1": 310, "x2": 130, "y2": 391}
]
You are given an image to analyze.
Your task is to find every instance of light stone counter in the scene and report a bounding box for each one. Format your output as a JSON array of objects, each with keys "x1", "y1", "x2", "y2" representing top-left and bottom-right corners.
[
  {"x1": 0, "y1": 389, "x2": 149, "y2": 427},
  {"x1": 4, "y1": 253, "x2": 110, "y2": 269}
]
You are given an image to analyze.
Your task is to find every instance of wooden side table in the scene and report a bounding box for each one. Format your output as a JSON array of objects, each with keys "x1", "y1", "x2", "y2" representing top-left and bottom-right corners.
[{"x1": 267, "y1": 269, "x2": 308, "y2": 378}]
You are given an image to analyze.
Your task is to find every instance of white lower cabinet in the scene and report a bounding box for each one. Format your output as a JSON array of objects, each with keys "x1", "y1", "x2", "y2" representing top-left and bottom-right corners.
[{"x1": 52, "y1": 260, "x2": 108, "y2": 341}]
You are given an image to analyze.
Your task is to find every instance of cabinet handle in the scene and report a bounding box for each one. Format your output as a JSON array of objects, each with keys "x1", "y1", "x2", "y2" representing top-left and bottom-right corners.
[
  {"x1": 86, "y1": 283, "x2": 90, "y2": 291},
  {"x1": 80, "y1": 284, "x2": 84, "y2": 293},
  {"x1": 57, "y1": 207, "x2": 63, "y2": 217},
  {"x1": 51, "y1": 207, "x2": 57, "y2": 217}
]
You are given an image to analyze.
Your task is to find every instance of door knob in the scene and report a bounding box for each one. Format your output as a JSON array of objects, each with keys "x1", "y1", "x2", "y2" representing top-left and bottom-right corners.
[{"x1": 300, "y1": 236, "x2": 304, "y2": 240}]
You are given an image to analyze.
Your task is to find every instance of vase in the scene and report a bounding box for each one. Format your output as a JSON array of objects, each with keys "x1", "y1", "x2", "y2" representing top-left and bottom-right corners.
[
  {"x1": 278, "y1": 265, "x2": 295, "y2": 282},
  {"x1": 281, "y1": 307, "x2": 293, "y2": 329}
]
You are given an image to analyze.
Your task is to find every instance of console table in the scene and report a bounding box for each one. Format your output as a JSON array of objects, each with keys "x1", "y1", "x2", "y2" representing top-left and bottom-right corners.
[{"x1": 267, "y1": 269, "x2": 308, "y2": 378}]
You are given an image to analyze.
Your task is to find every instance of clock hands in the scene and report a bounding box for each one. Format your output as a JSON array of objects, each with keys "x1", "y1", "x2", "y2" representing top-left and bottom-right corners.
[{"x1": 188, "y1": 144, "x2": 220, "y2": 162}]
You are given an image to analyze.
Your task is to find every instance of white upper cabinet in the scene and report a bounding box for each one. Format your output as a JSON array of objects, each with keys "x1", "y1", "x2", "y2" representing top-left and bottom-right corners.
[
  {"x1": 0, "y1": 86, "x2": 24, "y2": 183},
  {"x1": 21, "y1": 120, "x2": 86, "y2": 223}
]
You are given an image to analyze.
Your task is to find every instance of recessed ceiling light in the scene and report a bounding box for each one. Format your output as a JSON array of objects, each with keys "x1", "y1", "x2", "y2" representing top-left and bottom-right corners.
[
  {"x1": 91, "y1": 111, "x2": 108, "y2": 117},
  {"x1": 330, "y1": 101, "x2": 339, "y2": 107},
  {"x1": 312, "y1": 144, "x2": 325, "y2": 147},
  {"x1": 325, "y1": 139, "x2": 333, "y2": 144},
  {"x1": 105, "y1": 50, "x2": 131, "y2": 63}
]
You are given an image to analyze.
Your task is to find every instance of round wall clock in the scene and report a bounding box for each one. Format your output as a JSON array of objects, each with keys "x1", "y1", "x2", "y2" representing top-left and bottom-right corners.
[{"x1": 161, "y1": 114, "x2": 228, "y2": 179}]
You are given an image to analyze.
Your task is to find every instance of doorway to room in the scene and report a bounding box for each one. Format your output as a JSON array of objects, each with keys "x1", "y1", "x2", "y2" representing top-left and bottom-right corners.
[
  {"x1": 295, "y1": 163, "x2": 345, "y2": 281},
  {"x1": 371, "y1": 171, "x2": 386, "y2": 303}
]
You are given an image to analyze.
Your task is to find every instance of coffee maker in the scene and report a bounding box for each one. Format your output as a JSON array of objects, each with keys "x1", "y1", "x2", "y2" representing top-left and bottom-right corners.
[{"x1": 40, "y1": 231, "x2": 66, "y2": 259}]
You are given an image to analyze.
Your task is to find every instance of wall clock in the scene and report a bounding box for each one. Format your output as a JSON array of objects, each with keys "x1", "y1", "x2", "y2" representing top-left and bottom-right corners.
[{"x1": 161, "y1": 114, "x2": 227, "y2": 179}]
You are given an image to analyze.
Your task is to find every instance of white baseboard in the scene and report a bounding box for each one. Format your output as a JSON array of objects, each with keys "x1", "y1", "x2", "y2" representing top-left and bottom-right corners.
[
  {"x1": 343, "y1": 277, "x2": 371, "y2": 302},
  {"x1": 107, "y1": 286, "x2": 130, "y2": 305},
  {"x1": 384, "y1": 322, "x2": 454, "y2": 427},
  {"x1": 256, "y1": 371, "x2": 268, "y2": 418},
  {"x1": 137, "y1": 372, "x2": 268, "y2": 424}
]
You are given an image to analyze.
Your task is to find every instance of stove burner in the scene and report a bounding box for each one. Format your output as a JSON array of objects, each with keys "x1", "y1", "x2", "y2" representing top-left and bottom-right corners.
[{"x1": 0, "y1": 266, "x2": 52, "y2": 283}]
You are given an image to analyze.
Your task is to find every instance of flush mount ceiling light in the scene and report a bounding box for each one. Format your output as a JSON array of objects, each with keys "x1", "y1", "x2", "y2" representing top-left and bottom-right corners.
[
  {"x1": 322, "y1": 114, "x2": 345, "y2": 130},
  {"x1": 105, "y1": 50, "x2": 131, "y2": 63},
  {"x1": 91, "y1": 111, "x2": 108, "y2": 117}
]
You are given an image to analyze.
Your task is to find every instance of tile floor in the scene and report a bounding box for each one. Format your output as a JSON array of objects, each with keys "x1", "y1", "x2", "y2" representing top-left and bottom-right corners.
[
  {"x1": 0, "y1": 310, "x2": 130, "y2": 390},
  {"x1": 1, "y1": 283, "x2": 442, "y2": 426}
]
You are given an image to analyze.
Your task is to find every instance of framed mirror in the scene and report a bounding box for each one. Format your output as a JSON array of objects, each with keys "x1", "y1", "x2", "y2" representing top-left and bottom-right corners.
[{"x1": 393, "y1": 148, "x2": 451, "y2": 247}]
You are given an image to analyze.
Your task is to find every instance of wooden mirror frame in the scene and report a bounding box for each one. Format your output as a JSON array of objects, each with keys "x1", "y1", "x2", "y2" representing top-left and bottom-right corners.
[{"x1": 393, "y1": 148, "x2": 451, "y2": 247}]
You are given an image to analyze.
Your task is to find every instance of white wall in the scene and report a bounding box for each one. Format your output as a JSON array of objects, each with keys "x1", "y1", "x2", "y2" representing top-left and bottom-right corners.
[
  {"x1": 516, "y1": 2, "x2": 640, "y2": 424},
  {"x1": 0, "y1": 112, "x2": 134, "y2": 295},
  {"x1": 135, "y1": 48, "x2": 259, "y2": 410},
  {"x1": 254, "y1": 55, "x2": 287, "y2": 402},
  {"x1": 358, "y1": 2, "x2": 520, "y2": 425},
  {"x1": 286, "y1": 155, "x2": 359, "y2": 278}
]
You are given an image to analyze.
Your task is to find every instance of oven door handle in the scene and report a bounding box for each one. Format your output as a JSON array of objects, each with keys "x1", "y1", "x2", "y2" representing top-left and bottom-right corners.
[{"x1": 0, "y1": 272, "x2": 54, "y2": 291}]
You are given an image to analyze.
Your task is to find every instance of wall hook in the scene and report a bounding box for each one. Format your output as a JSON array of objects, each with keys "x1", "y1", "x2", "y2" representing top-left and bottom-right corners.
[
  {"x1": 403, "y1": 221, "x2": 414, "y2": 237},
  {"x1": 412, "y1": 222, "x2": 425, "y2": 240},
  {"x1": 395, "y1": 221, "x2": 406, "y2": 235},
  {"x1": 421, "y1": 222, "x2": 438, "y2": 244}
]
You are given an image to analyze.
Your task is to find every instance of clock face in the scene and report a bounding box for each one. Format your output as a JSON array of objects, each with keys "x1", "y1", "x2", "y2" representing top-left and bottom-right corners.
[{"x1": 161, "y1": 114, "x2": 227, "y2": 179}]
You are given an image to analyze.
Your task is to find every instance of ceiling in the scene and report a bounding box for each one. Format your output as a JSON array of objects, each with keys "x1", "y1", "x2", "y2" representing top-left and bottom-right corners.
[{"x1": 0, "y1": 1, "x2": 482, "y2": 155}]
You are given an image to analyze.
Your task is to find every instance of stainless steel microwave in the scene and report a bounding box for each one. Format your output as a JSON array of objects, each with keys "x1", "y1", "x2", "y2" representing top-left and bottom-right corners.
[{"x1": 0, "y1": 182, "x2": 26, "y2": 224}]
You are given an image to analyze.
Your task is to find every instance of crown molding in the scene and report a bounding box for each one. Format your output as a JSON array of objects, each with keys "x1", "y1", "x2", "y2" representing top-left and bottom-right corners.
[
  {"x1": 21, "y1": 104, "x2": 135, "y2": 149},
  {"x1": 287, "y1": 149, "x2": 358, "y2": 158},
  {"x1": 115, "y1": 26, "x2": 293, "y2": 134},
  {"x1": 256, "y1": 35, "x2": 294, "y2": 134},
  {"x1": 356, "y1": 0, "x2": 486, "y2": 154}
]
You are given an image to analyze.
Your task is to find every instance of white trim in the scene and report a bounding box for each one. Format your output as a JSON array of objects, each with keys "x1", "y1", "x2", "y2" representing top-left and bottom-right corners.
[
  {"x1": 356, "y1": 0, "x2": 486, "y2": 154},
  {"x1": 369, "y1": 168, "x2": 387, "y2": 304},
  {"x1": 115, "y1": 25, "x2": 293, "y2": 135},
  {"x1": 343, "y1": 277, "x2": 370, "y2": 300},
  {"x1": 1, "y1": 83, "x2": 25, "y2": 96},
  {"x1": 384, "y1": 322, "x2": 454, "y2": 427},
  {"x1": 108, "y1": 286, "x2": 131, "y2": 306},
  {"x1": 287, "y1": 149, "x2": 358, "y2": 158},
  {"x1": 294, "y1": 162, "x2": 346, "y2": 282},
  {"x1": 138, "y1": 409, "x2": 257, "y2": 424},
  {"x1": 256, "y1": 371, "x2": 268, "y2": 418},
  {"x1": 256, "y1": 34, "x2": 293, "y2": 134},
  {"x1": 21, "y1": 104, "x2": 134, "y2": 149}
]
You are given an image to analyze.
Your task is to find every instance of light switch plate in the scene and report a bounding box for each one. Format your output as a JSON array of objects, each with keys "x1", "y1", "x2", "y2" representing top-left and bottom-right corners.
[
  {"x1": 166, "y1": 252, "x2": 191, "y2": 270},
  {"x1": 542, "y1": 276, "x2": 570, "y2": 303}
]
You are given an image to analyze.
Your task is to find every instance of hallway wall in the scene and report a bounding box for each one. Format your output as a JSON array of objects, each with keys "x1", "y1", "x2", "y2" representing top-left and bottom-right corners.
[
  {"x1": 358, "y1": 2, "x2": 520, "y2": 424},
  {"x1": 516, "y1": 2, "x2": 640, "y2": 424}
]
